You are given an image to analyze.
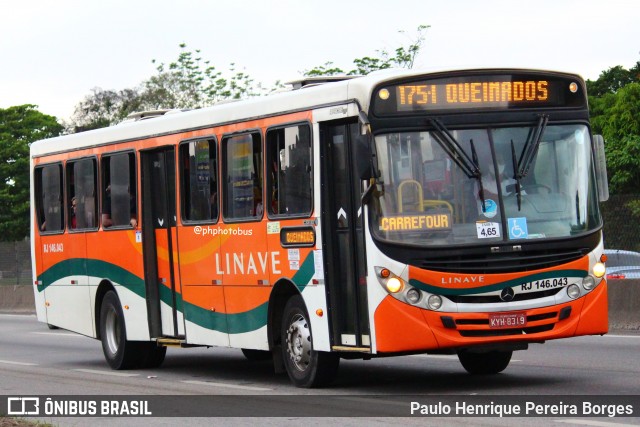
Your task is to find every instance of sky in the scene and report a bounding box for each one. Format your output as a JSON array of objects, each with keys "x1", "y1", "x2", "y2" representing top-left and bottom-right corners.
[{"x1": 1, "y1": 0, "x2": 639, "y2": 121}]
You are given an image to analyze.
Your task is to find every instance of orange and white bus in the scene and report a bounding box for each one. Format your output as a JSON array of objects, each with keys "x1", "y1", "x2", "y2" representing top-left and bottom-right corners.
[{"x1": 31, "y1": 68, "x2": 610, "y2": 387}]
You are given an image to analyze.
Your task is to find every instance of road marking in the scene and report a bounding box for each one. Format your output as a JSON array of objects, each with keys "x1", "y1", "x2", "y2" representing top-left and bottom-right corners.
[
  {"x1": 0, "y1": 313, "x2": 36, "y2": 318},
  {"x1": 32, "y1": 331, "x2": 84, "y2": 337},
  {"x1": 74, "y1": 369, "x2": 139, "y2": 377},
  {"x1": 605, "y1": 334, "x2": 640, "y2": 339},
  {"x1": 0, "y1": 359, "x2": 38, "y2": 366},
  {"x1": 182, "y1": 380, "x2": 272, "y2": 391},
  {"x1": 555, "y1": 420, "x2": 640, "y2": 427},
  {"x1": 410, "y1": 354, "x2": 522, "y2": 362},
  {"x1": 410, "y1": 354, "x2": 458, "y2": 360}
]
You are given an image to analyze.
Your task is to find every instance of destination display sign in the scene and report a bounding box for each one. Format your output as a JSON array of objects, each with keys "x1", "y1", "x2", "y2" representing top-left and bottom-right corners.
[
  {"x1": 280, "y1": 226, "x2": 316, "y2": 247},
  {"x1": 373, "y1": 73, "x2": 585, "y2": 115},
  {"x1": 379, "y1": 212, "x2": 452, "y2": 232}
]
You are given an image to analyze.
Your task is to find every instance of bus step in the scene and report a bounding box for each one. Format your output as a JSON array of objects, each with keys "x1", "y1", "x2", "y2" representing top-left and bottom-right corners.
[
  {"x1": 332, "y1": 346, "x2": 371, "y2": 353},
  {"x1": 156, "y1": 338, "x2": 185, "y2": 347}
]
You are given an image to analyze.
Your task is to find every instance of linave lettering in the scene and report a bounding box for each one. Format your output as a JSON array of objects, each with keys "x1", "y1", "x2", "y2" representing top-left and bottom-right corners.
[
  {"x1": 215, "y1": 252, "x2": 281, "y2": 275},
  {"x1": 440, "y1": 276, "x2": 485, "y2": 284}
]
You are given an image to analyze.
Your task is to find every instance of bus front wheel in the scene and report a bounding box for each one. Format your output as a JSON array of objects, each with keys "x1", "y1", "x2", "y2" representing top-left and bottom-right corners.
[
  {"x1": 281, "y1": 295, "x2": 339, "y2": 388},
  {"x1": 457, "y1": 350, "x2": 512, "y2": 375}
]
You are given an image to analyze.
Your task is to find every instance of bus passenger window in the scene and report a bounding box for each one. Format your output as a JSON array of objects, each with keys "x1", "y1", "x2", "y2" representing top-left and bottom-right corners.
[
  {"x1": 35, "y1": 164, "x2": 64, "y2": 233},
  {"x1": 66, "y1": 158, "x2": 98, "y2": 231},
  {"x1": 101, "y1": 152, "x2": 137, "y2": 228},
  {"x1": 222, "y1": 132, "x2": 262, "y2": 221},
  {"x1": 266, "y1": 124, "x2": 312, "y2": 217},
  {"x1": 180, "y1": 139, "x2": 218, "y2": 222}
]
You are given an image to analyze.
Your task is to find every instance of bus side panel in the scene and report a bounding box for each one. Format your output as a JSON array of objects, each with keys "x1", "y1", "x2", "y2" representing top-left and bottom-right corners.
[
  {"x1": 85, "y1": 229, "x2": 150, "y2": 341},
  {"x1": 222, "y1": 221, "x2": 270, "y2": 350},
  {"x1": 39, "y1": 232, "x2": 94, "y2": 337},
  {"x1": 177, "y1": 223, "x2": 230, "y2": 347},
  {"x1": 31, "y1": 229, "x2": 47, "y2": 323}
]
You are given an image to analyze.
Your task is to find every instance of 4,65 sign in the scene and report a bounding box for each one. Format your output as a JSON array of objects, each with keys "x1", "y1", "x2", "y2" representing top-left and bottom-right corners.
[{"x1": 476, "y1": 221, "x2": 501, "y2": 239}]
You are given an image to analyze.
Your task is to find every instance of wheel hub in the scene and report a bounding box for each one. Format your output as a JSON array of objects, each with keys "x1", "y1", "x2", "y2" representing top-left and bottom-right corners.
[{"x1": 285, "y1": 314, "x2": 311, "y2": 371}]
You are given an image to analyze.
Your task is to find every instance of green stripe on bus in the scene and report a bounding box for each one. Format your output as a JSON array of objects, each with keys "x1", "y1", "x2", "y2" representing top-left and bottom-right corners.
[
  {"x1": 36, "y1": 258, "x2": 145, "y2": 297},
  {"x1": 36, "y1": 251, "x2": 317, "y2": 334},
  {"x1": 181, "y1": 251, "x2": 316, "y2": 333}
]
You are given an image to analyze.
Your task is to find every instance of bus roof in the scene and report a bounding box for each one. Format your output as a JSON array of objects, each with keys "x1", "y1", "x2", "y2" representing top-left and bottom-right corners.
[{"x1": 30, "y1": 67, "x2": 583, "y2": 158}]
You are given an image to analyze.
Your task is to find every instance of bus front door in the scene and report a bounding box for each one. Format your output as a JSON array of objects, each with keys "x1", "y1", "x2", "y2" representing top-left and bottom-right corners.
[
  {"x1": 141, "y1": 147, "x2": 184, "y2": 338},
  {"x1": 320, "y1": 120, "x2": 370, "y2": 351}
]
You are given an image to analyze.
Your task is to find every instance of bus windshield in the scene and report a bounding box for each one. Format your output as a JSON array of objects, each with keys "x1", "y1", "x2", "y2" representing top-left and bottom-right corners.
[{"x1": 370, "y1": 124, "x2": 601, "y2": 246}]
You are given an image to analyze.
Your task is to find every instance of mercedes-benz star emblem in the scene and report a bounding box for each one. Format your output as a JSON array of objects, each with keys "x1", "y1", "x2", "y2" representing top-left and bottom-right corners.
[{"x1": 500, "y1": 287, "x2": 515, "y2": 302}]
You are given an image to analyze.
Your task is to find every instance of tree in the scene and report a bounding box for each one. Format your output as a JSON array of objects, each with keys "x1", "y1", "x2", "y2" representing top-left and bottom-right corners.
[
  {"x1": 586, "y1": 65, "x2": 636, "y2": 97},
  {"x1": 586, "y1": 60, "x2": 640, "y2": 195},
  {"x1": 595, "y1": 82, "x2": 640, "y2": 194},
  {"x1": 0, "y1": 105, "x2": 63, "y2": 240},
  {"x1": 304, "y1": 24, "x2": 430, "y2": 76},
  {"x1": 144, "y1": 44, "x2": 259, "y2": 110},
  {"x1": 67, "y1": 87, "x2": 145, "y2": 132},
  {"x1": 67, "y1": 44, "x2": 266, "y2": 131}
]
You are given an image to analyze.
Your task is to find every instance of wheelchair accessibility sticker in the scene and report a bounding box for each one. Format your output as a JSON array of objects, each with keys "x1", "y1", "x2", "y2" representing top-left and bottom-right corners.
[{"x1": 508, "y1": 217, "x2": 528, "y2": 239}]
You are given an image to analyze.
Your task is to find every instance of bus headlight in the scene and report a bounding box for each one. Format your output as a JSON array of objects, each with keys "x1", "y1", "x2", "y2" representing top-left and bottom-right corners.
[
  {"x1": 427, "y1": 294, "x2": 443, "y2": 310},
  {"x1": 375, "y1": 266, "x2": 405, "y2": 294},
  {"x1": 386, "y1": 277, "x2": 404, "y2": 293},
  {"x1": 592, "y1": 262, "x2": 606, "y2": 278},
  {"x1": 567, "y1": 284, "x2": 581, "y2": 299},
  {"x1": 406, "y1": 288, "x2": 421, "y2": 304},
  {"x1": 582, "y1": 276, "x2": 596, "y2": 291}
]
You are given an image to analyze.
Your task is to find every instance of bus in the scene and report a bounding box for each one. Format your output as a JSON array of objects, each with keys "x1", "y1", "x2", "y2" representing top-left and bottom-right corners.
[{"x1": 30, "y1": 68, "x2": 610, "y2": 387}]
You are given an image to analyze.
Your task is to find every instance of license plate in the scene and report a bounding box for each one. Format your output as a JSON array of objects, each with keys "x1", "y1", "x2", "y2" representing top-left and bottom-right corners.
[{"x1": 489, "y1": 312, "x2": 527, "y2": 329}]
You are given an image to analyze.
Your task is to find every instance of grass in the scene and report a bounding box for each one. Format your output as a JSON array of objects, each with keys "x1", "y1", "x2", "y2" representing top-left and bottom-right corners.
[{"x1": 0, "y1": 417, "x2": 54, "y2": 427}]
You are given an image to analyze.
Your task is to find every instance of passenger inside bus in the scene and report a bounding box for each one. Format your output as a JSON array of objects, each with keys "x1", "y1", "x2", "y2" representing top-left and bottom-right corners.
[
  {"x1": 70, "y1": 197, "x2": 77, "y2": 229},
  {"x1": 474, "y1": 150, "x2": 517, "y2": 216},
  {"x1": 102, "y1": 185, "x2": 137, "y2": 228}
]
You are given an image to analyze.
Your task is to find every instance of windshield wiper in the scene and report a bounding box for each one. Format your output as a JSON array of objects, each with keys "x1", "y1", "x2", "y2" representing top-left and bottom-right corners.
[
  {"x1": 518, "y1": 114, "x2": 549, "y2": 179},
  {"x1": 510, "y1": 114, "x2": 548, "y2": 212},
  {"x1": 429, "y1": 119, "x2": 486, "y2": 211},
  {"x1": 470, "y1": 139, "x2": 486, "y2": 212},
  {"x1": 429, "y1": 119, "x2": 481, "y2": 179},
  {"x1": 510, "y1": 140, "x2": 522, "y2": 210}
]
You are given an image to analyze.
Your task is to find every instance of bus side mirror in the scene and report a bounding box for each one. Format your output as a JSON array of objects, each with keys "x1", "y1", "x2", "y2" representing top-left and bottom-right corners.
[
  {"x1": 355, "y1": 135, "x2": 373, "y2": 180},
  {"x1": 356, "y1": 111, "x2": 374, "y2": 180},
  {"x1": 592, "y1": 134, "x2": 609, "y2": 202}
]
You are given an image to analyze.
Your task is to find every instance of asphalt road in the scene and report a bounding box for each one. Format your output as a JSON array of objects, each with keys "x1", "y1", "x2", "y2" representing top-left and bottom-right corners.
[{"x1": 1, "y1": 313, "x2": 639, "y2": 426}]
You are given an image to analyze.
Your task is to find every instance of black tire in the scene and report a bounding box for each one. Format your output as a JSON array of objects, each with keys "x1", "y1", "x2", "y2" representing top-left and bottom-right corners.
[
  {"x1": 457, "y1": 350, "x2": 512, "y2": 375},
  {"x1": 99, "y1": 290, "x2": 142, "y2": 370},
  {"x1": 241, "y1": 348, "x2": 272, "y2": 361},
  {"x1": 281, "y1": 295, "x2": 339, "y2": 388},
  {"x1": 139, "y1": 342, "x2": 167, "y2": 369}
]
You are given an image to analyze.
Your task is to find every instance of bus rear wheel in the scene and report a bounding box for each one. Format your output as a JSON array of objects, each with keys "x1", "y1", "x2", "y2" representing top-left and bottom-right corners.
[
  {"x1": 100, "y1": 290, "x2": 138, "y2": 369},
  {"x1": 100, "y1": 290, "x2": 166, "y2": 370},
  {"x1": 138, "y1": 342, "x2": 167, "y2": 369},
  {"x1": 281, "y1": 295, "x2": 339, "y2": 388},
  {"x1": 457, "y1": 350, "x2": 512, "y2": 375}
]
